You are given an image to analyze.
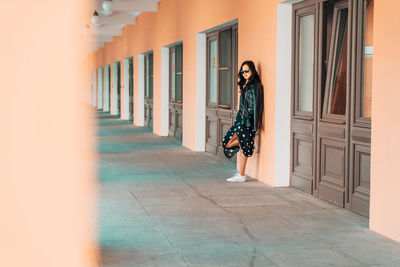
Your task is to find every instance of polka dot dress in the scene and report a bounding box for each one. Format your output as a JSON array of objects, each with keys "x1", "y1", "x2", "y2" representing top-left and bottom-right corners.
[{"x1": 222, "y1": 114, "x2": 256, "y2": 158}]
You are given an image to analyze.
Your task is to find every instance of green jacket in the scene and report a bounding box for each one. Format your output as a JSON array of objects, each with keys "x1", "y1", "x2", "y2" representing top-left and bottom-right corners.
[{"x1": 237, "y1": 81, "x2": 262, "y2": 132}]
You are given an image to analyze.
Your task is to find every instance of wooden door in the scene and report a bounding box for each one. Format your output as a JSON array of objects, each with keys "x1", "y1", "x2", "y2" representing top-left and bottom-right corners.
[
  {"x1": 144, "y1": 53, "x2": 153, "y2": 128},
  {"x1": 291, "y1": 0, "x2": 372, "y2": 217},
  {"x1": 128, "y1": 58, "x2": 134, "y2": 121},
  {"x1": 169, "y1": 44, "x2": 183, "y2": 141},
  {"x1": 291, "y1": 3, "x2": 317, "y2": 194},
  {"x1": 117, "y1": 61, "x2": 121, "y2": 116},
  {"x1": 205, "y1": 25, "x2": 238, "y2": 159},
  {"x1": 317, "y1": 0, "x2": 350, "y2": 208},
  {"x1": 348, "y1": 0, "x2": 373, "y2": 217},
  {"x1": 108, "y1": 65, "x2": 111, "y2": 112}
]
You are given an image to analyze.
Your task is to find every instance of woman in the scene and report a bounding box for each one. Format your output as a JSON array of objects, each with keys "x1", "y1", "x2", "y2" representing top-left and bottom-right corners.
[{"x1": 222, "y1": 60, "x2": 264, "y2": 182}]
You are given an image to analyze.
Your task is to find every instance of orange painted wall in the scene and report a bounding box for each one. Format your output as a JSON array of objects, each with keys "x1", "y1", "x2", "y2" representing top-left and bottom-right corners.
[
  {"x1": 0, "y1": 1, "x2": 98, "y2": 267},
  {"x1": 92, "y1": 0, "x2": 279, "y2": 184},
  {"x1": 370, "y1": 0, "x2": 400, "y2": 242}
]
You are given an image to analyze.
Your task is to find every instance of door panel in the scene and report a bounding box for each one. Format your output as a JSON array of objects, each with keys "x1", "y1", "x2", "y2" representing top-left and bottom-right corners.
[
  {"x1": 205, "y1": 25, "x2": 238, "y2": 160},
  {"x1": 319, "y1": 138, "x2": 346, "y2": 207},
  {"x1": 318, "y1": 183, "x2": 345, "y2": 207},
  {"x1": 318, "y1": 1, "x2": 349, "y2": 207},
  {"x1": 355, "y1": 145, "x2": 370, "y2": 191},
  {"x1": 292, "y1": 119, "x2": 314, "y2": 135},
  {"x1": 176, "y1": 106, "x2": 182, "y2": 139},
  {"x1": 351, "y1": 127, "x2": 370, "y2": 143},
  {"x1": 205, "y1": 113, "x2": 218, "y2": 154},
  {"x1": 291, "y1": 3, "x2": 317, "y2": 194},
  {"x1": 349, "y1": 0, "x2": 373, "y2": 216},
  {"x1": 169, "y1": 102, "x2": 182, "y2": 140},
  {"x1": 292, "y1": 133, "x2": 314, "y2": 194},
  {"x1": 144, "y1": 99, "x2": 153, "y2": 128},
  {"x1": 295, "y1": 137, "x2": 313, "y2": 177},
  {"x1": 319, "y1": 122, "x2": 345, "y2": 139},
  {"x1": 351, "y1": 143, "x2": 370, "y2": 216}
]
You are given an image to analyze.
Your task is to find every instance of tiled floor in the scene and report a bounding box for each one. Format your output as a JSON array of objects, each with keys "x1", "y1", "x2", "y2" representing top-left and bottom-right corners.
[{"x1": 96, "y1": 112, "x2": 400, "y2": 267}]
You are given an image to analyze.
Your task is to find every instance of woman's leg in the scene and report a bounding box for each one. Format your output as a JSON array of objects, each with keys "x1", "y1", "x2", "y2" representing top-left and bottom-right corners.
[
  {"x1": 228, "y1": 139, "x2": 240, "y2": 148},
  {"x1": 238, "y1": 150, "x2": 248, "y2": 176},
  {"x1": 225, "y1": 132, "x2": 239, "y2": 148},
  {"x1": 226, "y1": 138, "x2": 240, "y2": 148}
]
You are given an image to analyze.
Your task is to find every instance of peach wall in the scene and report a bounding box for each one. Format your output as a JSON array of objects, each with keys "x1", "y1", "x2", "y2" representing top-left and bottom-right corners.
[
  {"x1": 238, "y1": 0, "x2": 277, "y2": 184},
  {"x1": 91, "y1": 0, "x2": 279, "y2": 184},
  {"x1": 370, "y1": 0, "x2": 400, "y2": 242},
  {"x1": 0, "y1": 1, "x2": 97, "y2": 267}
]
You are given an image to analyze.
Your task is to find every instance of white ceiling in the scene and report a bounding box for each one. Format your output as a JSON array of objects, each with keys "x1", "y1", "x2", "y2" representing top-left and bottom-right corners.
[{"x1": 85, "y1": 0, "x2": 160, "y2": 52}]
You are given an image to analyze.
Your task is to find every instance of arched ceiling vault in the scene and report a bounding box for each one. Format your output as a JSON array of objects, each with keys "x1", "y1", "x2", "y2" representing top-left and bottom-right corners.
[{"x1": 84, "y1": 0, "x2": 160, "y2": 52}]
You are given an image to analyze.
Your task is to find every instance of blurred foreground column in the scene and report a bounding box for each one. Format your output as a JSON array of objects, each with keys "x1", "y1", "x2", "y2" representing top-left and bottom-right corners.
[
  {"x1": 0, "y1": 1, "x2": 97, "y2": 267},
  {"x1": 370, "y1": 0, "x2": 400, "y2": 242}
]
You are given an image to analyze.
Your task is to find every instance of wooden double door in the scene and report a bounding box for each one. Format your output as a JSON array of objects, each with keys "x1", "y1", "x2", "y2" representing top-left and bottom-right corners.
[
  {"x1": 128, "y1": 57, "x2": 134, "y2": 121},
  {"x1": 116, "y1": 61, "x2": 121, "y2": 116},
  {"x1": 106, "y1": 65, "x2": 111, "y2": 112},
  {"x1": 144, "y1": 52, "x2": 153, "y2": 128},
  {"x1": 169, "y1": 44, "x2": 183, "y2": 141},
  {"x1": 291, "y1": 0, "x2": 373, "y2": 217},
  {"x1": 205, "y1": 24, "x2": 238, "y2": 159}
]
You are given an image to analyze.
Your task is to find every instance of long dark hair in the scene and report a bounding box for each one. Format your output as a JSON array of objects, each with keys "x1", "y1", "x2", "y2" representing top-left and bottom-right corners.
[
  {"x1": 238, "y1": 60, "x2": 261, "y2": 93},
  {"x1": 237, "y1": 60, "x2": 264, "y2": 130}
]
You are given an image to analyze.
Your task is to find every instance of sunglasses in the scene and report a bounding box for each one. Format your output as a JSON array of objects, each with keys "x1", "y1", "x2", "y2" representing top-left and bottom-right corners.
[{"x1": 240, "y1": 69, "x2": 250, "y2": 74}]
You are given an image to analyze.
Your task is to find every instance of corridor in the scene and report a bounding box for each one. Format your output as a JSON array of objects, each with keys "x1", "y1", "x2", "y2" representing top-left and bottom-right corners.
[{"x1": 97, "y1": 112, "x2": 400, "y2": 267}]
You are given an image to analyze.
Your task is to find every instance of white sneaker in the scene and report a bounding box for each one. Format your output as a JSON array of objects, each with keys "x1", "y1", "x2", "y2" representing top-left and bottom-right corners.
[{"x1": 226, "y1": 173, "x2": 247, "y2": 182}]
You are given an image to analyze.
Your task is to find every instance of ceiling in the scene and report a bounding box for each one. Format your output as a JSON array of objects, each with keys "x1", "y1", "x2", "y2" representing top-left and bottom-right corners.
[{"x1": 85, "y1": 0, "x2": 160, "y2": 52}]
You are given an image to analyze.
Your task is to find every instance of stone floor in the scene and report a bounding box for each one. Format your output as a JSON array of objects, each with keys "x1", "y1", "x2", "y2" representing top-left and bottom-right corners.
[{"x1": 96, "y1": 112, "x2": 400, "y2": 267}]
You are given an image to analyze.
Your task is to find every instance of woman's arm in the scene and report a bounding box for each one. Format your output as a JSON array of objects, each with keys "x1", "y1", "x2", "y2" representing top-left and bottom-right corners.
[
  {"x1": 254, "y1": 82, "x2": 264, "y2": 132},
  {"x1": 242, "y1": 85, "x2": 257, "y2": 131}
]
